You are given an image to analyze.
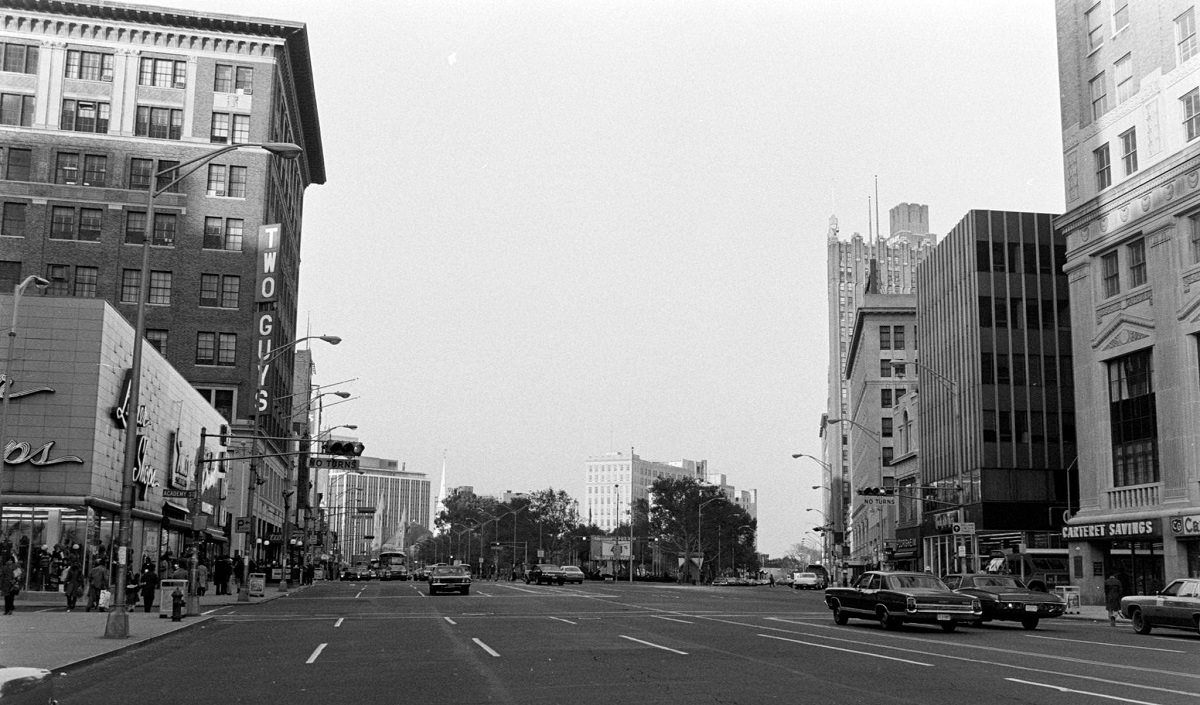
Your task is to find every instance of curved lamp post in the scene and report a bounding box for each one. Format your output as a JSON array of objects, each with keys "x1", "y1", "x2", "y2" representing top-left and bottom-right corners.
[
  {"x1": 0, "y1": 275, "x2": 50, "y2": 545},
  {"x1": 106, "y1": 142, "x2": 303, "y2": 639}
]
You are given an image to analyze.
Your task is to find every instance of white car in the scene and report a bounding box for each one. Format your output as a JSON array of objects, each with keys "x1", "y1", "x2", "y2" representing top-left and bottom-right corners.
[{"x1": 792, "y1": 572, "x2": 822, "y2": 590}]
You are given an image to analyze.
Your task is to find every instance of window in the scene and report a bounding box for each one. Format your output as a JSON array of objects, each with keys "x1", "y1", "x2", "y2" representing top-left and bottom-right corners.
[
  {"x1": 45, "y1": 264, "x2": 69, "y2": 296},
  {"x1": 1190, "y1": 213, "x2": 1200, "y2": 263},
  {"x1": 196, "y1": 332, "x2": 237, "y2": 366},
  {"x1": 1091, "y1": 73, "x2": 1108, "y2": 120},
  {"x1": 155, "y1": 160, "x2": 180, "y2": 194},
  {"x1": 0, "y1": 261, "x2": 18, "y2": 290},
  {"x1": 148, "y1": 270, "x2": 171, "y2": 305},
  {"x1": 1102, "y1": 250, "x2": 1120, "y2": 297},
  {"x1": 1184, "y1": 88, "x2": 1200, "y2": 141},
  {"x1": 203, "y1": 217, "x2": 244, "y2": 251},
  {"x1": 2, "y1": 202, "x2": 26, "y2": 236},
  {"x1": 1013, "y1": 353, "x2": 1027, "y2": 386},
  {"x1": 152, "y1": 213, "x2": 177, "y2": 247},
  {"x1": 1113, "y1": 1, "x2": 1129, "y2": 32},
  {"x1": 1026, "y1": 300, "x2": 1040, "y2": 329},
  {"x1": 1120, "y1": 127, "x2": 1137, "y2": 175},
  {"x1": 1087, "y1": 4, "x2": 1104, "y2": 52},
  {"x1": 120, "y1": 269, "x2": 140, "y2": 303},
  {"x1": 1179, "y1": 8, "x2": 1198, "y2": 63},
  {"x1": 207, "y1": 165, "x2": 227, "y2": 195},
  {"x1": 979, "y1": 296, "x2": 993, "y2": 327},
  {"x1": 0, "y1": 93, "x2": 35, "y2": 126},
  {"x1": 235, "y1": 66, "x2": 254, "y2": 93},
  {"x1": 1044, "y1": 356, "x2": 1059, "y2": 386},
  {"x1": 231, "y1": 114, "x2": 250, "y2": 144},
  {"x1": 55, "y1": 153, "x2": 79, "y2": 184},
  {"x1": 146, "y1": 329, "x2": 168, "y2": 355},
  {"x1": 210, "y1": 113, "x2": 230, "y2": 143},
  {"x1": 83, "y1": 154, "x2": 107, "y2": 186},
  {"x1": 74, "y1": 266, "x2": 97, "y2": 297},
  {"x1": 228, "y1": 166, "x2": 247, "y2": 198},
  {"x1": 881, "y1": 389, "x2": 893, "y2": 408},
  {"x1": 50, "y1": 206, "x2": 75, "y2": 240},
  {"x1": 5, "y1": 148, "x2": 30, "y2": 181},
  {"x1": 881, "y1": 418, "x2": 893, "y2": 438},
  {"x1": 214, "y1": 65, "x2": 254, "y2": 93},
  {"x1": 879, "y1": 325, "x2": 892, "y2": 350},
  {"x1": 134, "y1": 106, "x2": 183, "y2": 140},
  {"x1": 994, "y1": 298, "x2": 1009, "y2": 328},
  {"x1": 200, "y1": 273, "x2": 240, "y2": 308},
  {"x1": 1115, "y1": 54, "x2": 1133, "y2": 103},
  {"x1": 124, "y1": 211, "x2": 146, "y2": 244},
  {"x1": 996, "y1": 353, "x2": 1011, "y2": 385},
  {"x1": 214, "y1": 64, "x2": 233, "y2": 93},
  {"x1": 139, "y1": 57, "x2": 186, "y2": 88},
  {"x1": 893, "y1": 325, "x2": 905, "y2": 350},
  {"x1": 61, "y1": 100, "x2": 110, "y2": 134},
  {"x1": 129, "y1": 158, "x2": 153, "y2": 190},
  {"x1": 881, "y1": 447, "x2": 894, "y2": 465},
  {"x1": 1127, "y1": 238, "x2": 1146, "y2": 287},
  {"x1": 1094, "y1": 143, "x2": 1111, "y2": 190},
  {"x1": 880, "y1": 360, "x2": 892, "y2": 378},
  {"x1": 1110, "y1": 349, "x2": 1159, "y2": 487},
  {"x1": 65, "y1": 50, "x2": 113, "y2": 81},
  {"x1": 0, "y1": 43, "x2": 38, "y2": 74},
  {"x1": 78, "y1": 208, "x2": 101, "y2": 241}
]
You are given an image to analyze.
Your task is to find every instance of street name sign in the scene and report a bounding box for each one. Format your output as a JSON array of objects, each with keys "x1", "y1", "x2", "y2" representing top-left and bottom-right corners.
[{"x1": 162, "y1": 489, "x2": 196, "y2": 499}]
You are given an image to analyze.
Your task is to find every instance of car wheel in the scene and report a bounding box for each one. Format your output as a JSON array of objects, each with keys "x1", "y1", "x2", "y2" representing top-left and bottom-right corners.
[
  {"x1": 1021, "y1": 617, "x2": 1040, "y2": 630},
  {"x1": 877, "y1": 608, "x2": 900, "y2": 630},
  {"x1": 940, "y1": 621, "x2": 958, "y2": 633},
  {"x1": 832, "y1": 604, "x2": 849, "y2": 625},
  {"x1": 1131, "y1": 608, "x2": 1152, "y2": 635}
]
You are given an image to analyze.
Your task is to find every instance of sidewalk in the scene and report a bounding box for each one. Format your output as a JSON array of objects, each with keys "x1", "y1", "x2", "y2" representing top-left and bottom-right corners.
[{"x1": 0, "y1": 583, "x2": 306, "y2": 672}]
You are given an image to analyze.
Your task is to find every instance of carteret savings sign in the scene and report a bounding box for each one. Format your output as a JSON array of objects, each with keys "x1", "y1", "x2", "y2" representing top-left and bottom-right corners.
[
  {"x1": 254, "y1": 224, "x2": 282, "y2": 414},
  {"x1": 1062, "y1": 519, "x2": 1160, "y2": 540}
]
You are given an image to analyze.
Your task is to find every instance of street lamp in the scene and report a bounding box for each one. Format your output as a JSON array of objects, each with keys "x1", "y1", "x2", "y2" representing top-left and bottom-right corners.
[
  {"x1": 0, "y1": 274, "x2": 50, "y2": 541},
  {"x1": 105, "y1": 142, "x2": 302, "y2": 638}
]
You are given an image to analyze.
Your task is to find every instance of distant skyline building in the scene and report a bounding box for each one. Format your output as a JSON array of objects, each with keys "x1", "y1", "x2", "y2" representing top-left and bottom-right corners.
[
  {"x1": 822, "y1": 205, "x2": 936, "y2": 574},
  {"x1": 326, "y1": 459, "x2": 431, "y2": 563},
  {"x1": 1055, "y1": 0, "x2": 1200, "y2": 590}
]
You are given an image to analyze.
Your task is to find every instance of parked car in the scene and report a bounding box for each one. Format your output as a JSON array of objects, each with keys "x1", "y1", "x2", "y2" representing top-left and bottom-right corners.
[
  {"x1": 428, "y1": 564, "x2": 472, "y2": 596},
  {"x1": 942, "y1": 573, "x2": 1065, "y2": 630},
  {"x1": 792, "y1": 572, "x2": 824, "y2": 590},
  {"x1": 1120, "y1": 577, "x2": 1200, "y2": 636},
  {"x1": 824, "y1": 571, "x2": 982, "y2": 632},
  {"x1": 526, "y1": 564, "x2": 566, "y2": 585},
  {"x1": 561, "y1": 566, "x2": 585, "y2": 584}
]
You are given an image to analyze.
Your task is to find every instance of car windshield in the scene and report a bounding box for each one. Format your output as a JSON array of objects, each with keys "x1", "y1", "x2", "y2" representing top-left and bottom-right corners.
[
  {"x1": 562, "y1": 566, "x2": 582, "y2": 573},
  {"x1": 798, "y1": 573, "x2": 816, "y2": 579},
  {"x1": 972, "y1": 576, "x2": 1022, "y2": 588},
  {"x1": 432, "y1": 566, "x2": 469, "y2": 577},
  {"x1": 538, "y1": 565, "x2": 560, "y2": 570},
  {"x1": 887, "y1": 574, "x2": 949, "y2": 590}
]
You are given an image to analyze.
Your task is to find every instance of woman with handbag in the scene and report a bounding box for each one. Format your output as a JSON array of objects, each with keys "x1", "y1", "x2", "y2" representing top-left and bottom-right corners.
[
  {"x1": 1, "y1": 554, "x2": 18, "y2": 615},
  {"x1": 63, "y1": 561, "x2": 84, "y2": 612}
]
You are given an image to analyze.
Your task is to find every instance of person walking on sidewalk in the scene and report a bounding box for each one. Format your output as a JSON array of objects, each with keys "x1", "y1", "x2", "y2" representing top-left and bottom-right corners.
[
  {"x1": 1, "y1": 555, "x2": 18, "y2": 615},
  {"x1": 85, "y1": 559, "x2": 109, "y2": 612},
  {"x1": 196, "y1": 561, "x2": 209, "y2": 596},
  {"x1": 139, "y1": 564, "x2": 158, "y2": 613},
  {"x1": 1104, "y1": 572, "x2": 1124, "y2": 626},
  {"x1": 62, "y1": 561, "x2": 84, "y2": 612}
]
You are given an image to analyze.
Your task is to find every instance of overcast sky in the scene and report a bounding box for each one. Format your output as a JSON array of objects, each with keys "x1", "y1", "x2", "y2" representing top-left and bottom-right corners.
[{"x1": 145, "y1": 0, "x2": 1065, "y2": 557}]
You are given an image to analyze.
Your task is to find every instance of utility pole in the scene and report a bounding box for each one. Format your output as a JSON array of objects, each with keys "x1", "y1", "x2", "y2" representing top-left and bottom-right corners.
[{"x1": 238, "y1": 453, "x2": 259, "y2": 602}]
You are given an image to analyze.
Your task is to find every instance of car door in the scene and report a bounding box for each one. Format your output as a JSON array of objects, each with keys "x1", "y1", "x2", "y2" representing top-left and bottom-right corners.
[
  {"x1": 1161, "y1": 580, "x2": 1198, "y2": 628},
  {"x1": 1144, "y1": 580, "x2": 1181, "y2": 623}
]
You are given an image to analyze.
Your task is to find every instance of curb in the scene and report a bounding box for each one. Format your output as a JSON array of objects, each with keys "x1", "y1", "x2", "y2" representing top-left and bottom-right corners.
[{"x1": 51, "y1": 614, "x2": 217, "y2": 675}]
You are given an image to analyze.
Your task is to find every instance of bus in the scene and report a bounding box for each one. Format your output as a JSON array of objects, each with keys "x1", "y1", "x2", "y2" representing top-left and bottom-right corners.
[{"x1": 376, "y1": 549, "x2": 409, "y2": 581}]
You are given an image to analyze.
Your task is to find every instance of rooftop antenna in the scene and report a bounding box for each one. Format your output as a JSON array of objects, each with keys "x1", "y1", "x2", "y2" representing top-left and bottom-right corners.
[{"x1": 875, "y1": 175, "x2": 881, "y2": 245}]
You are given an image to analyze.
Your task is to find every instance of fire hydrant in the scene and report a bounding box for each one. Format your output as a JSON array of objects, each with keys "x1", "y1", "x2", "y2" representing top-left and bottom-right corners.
[{"x1": 171, "y1": 587, "x2": 185, "y2": 622}]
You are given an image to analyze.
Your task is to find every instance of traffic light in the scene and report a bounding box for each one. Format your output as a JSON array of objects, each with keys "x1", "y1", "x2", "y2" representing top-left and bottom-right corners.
[
  {"x1": 322, "y1": 440, "x2": 365, "y2": 457},
  {"x1": 857, "y1": 487, "x2": 895, "y2": 496}
]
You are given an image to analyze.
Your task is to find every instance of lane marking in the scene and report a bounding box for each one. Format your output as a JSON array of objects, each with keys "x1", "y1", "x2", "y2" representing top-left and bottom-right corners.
[
  {"x1": 305, "y1": 643, "x2": 327, "y2": 664},
  {"x1": 549, "y1": 616, "x2": 576, "y2": 625},
  {"x1": 1007, "y1": 678, "x2": 1163, "y2": 705},
  {"x1": 1026, "y1": 635, "x2": 1185, "y2": 653},
  {"x1": 619, "y1": 635, "x2": 688, "y2": 655},
  {"x1": 653, "y1": 615, "x2": 694, "y2": 624},
  {"x1": 334, "y1": 618, "x2": 344, "y2": 628},
  {"x1": 758, "y1": 633, "x2": 932, "y2": 667},
  {"x1": 473, "y1": 638, "x2": 500, "y2": 657},
  {"x1": 354, "y1": 590, "x2": 363, "y2": 599},
  {"x1": 444, "y1": 617, "x2": 457, "y2": 625}
]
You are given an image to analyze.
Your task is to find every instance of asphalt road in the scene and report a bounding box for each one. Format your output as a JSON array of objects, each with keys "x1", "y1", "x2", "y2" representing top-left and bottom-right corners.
[{"x1": 53, "y1": 579, "x2": 1200, "y2": 705}]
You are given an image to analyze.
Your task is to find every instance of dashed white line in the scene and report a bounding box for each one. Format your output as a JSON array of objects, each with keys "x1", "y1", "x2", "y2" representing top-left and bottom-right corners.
[
  {"x1": 444, "y1": 617, "x2": 457, "y2": 625},
  {"x1": 549, "y1": 616, "x2": 576, "y2": 625},
  {"x1": 334, "y1": 618, "x2": 344, "y2": 628},
  {"x1": 1007, "y1": 678, "x2": 1162, "y2": 704},
  {"x1": 305, "y1": 643, "x2": 327, "y2": 664},
  {"x1": 652, "y1": 615, "x2": 694, "y2": 624},
  {"x1": 354, "y1": 590, "x2": 363, "y2": 599},
  {"x1": 619, "y1": 635, "x2": 688, "y2": 655},
  {"x1": 758, "y1": 634, "x2": 932, "y2": 666},
  {"x1": 473, "y1": 638, "x2": 500, "y2": 657},
  {"x1": 1026, "y1": 635, "x2": 1185, "y2": 653}
]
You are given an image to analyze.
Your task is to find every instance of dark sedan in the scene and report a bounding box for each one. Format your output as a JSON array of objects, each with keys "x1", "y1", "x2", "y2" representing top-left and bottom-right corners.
[
  {"x1": 825, "y1": 571, "x2": 982, "y2": 632},
  {"x1": 525, "y1": 563, "x2": 566, "y2": 585},
  {"x1": 428, "y1": 564, "x2": 471, "y2": 595},
  {"x1": 942, "y1": 573, "x2": 1066, "y2": 630}
]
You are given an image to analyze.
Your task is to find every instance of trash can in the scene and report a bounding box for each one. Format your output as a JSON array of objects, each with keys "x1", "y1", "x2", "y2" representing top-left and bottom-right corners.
[
  {"x1": 1053, "y1": 585, "x2": 1081, "y2": 614},
  {"x1": 248, "y1": 572, "x2": 266, "y2": 597},
  {"x1": 158, "y1": 579, "x2": 188, "y2": 618}
]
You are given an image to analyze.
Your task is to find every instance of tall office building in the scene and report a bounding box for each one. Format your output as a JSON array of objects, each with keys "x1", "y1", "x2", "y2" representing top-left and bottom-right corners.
[
  {"x1": 915, "y1": 210, "x2": 1074, "y2": 578},
  {"x1": 0, "y1": 0, "x2": 325, "y2": 446},
  {"x1": 1055, "y1": 1, "x2": 1200, "y2": 589},
  {"x1": 822, "y1": 206, "x2": 935, "y2": 569},
  {"x1": 327, "y1": 461, "x2": 432, "y2": 564}
]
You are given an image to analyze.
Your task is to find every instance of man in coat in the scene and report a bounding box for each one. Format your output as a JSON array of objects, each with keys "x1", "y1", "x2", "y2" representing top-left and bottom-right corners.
[{"x1": 85, "y1": 559, "x2": 109, "y2": 612}]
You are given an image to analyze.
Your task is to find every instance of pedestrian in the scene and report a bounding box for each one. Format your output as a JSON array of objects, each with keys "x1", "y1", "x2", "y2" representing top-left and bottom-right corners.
[
  {"x1": 769, "y1": 573, "x2": 776, "y2": 588},
  {"x1": 1104, "y1": 572, "x2": 1124, "y2": 626},
  {"x1": 214, "y1": 555, "x2": 231, "y2": 595},
  {"x1": 85, "y1": 559, "x2": 109, "y2": 612},
  {"x1": 139, "y1": 564, "x2": 159, "y2": 613},
  {"x1": 126, "y1": 568, "x2": 141, "y2": 608},
  {"x1": 62, "y1": 561, "x2": 83, "y2": 612},
  {"x1": 232, "y1": 553, "x2": 244, "y2": 592},
  {"x1": 1, "y1": 554, "x2": 19, "y2": 615},
  {"x1": 196, "y1": 562, "x2": 209, "y2": 596}
]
